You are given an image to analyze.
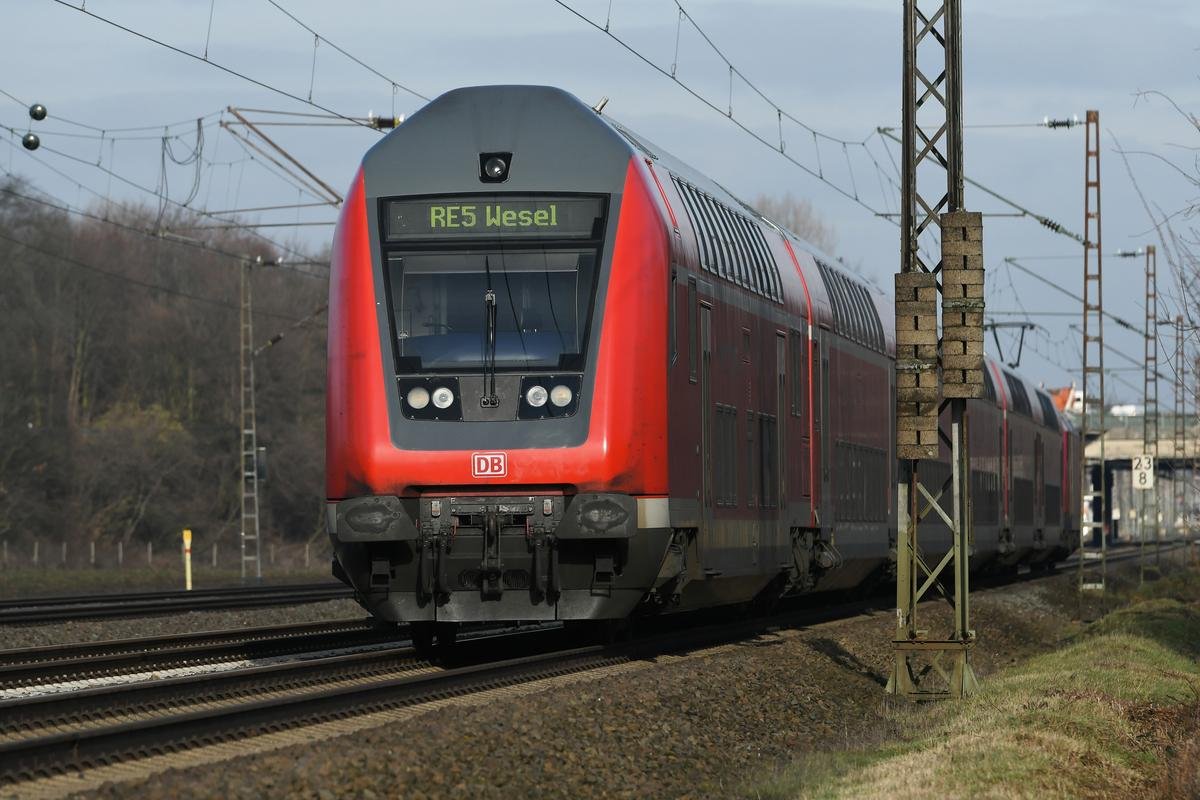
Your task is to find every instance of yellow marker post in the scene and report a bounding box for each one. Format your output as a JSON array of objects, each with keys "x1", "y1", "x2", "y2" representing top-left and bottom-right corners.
[{"x1": 183, "y1": 529, "x2": 193, "y2": 591}]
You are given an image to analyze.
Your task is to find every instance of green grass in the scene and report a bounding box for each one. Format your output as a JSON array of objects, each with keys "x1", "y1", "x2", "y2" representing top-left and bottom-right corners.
[{"x1": 749, "y1": 593, "x2": 1200, "y2": 800}]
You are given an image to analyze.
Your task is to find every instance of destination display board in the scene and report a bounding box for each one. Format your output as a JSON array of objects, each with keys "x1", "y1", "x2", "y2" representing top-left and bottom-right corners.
[{"x1": 385, "y1": 196, "x2": 604, "y2": 241}]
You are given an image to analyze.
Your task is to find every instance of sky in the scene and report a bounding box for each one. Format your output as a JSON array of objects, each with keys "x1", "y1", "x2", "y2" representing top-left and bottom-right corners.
[{"x1": 3, "y1": 0, "x2": 1199, "y2": 402}]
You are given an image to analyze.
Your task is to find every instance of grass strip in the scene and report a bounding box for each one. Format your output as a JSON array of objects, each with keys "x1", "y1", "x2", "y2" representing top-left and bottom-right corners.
[{"x1": 750, "y1": 595, "x2": 1200, "y2": 800}]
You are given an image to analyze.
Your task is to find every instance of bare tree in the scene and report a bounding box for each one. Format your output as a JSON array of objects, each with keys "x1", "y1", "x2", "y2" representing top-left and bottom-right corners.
[
  {"x1": 0, "y1": 177, "x2": 329, "y2": 559},
  {"x1": 752, "y1": 192, "x2": 837, "y2": 253},
  {"x1": 1117, "y1": 92, "x2": 1200, "y2": 332}
]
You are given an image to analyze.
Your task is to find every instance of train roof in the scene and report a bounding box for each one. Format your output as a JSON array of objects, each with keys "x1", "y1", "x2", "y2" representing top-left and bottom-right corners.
[{"x1": 375, "y1": 86, "x2": 1058, "y2": 429}]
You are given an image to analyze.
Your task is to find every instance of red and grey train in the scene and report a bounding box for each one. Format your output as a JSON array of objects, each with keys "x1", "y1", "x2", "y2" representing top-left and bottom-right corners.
[{"x1": 325, "y1": 85, "x2": 1081, "y2": 637}]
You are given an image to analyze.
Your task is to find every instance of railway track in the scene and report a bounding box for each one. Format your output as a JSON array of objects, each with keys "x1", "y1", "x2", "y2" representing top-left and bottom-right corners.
[
  {"x1": 0, "y1": 582, "x2": 354, "y2": 624},
  {"x1": 0, "y1": 617, "x2": 386, "y2": 687},
  {"x1": 0, "y1": 599, "x2": 873, "y2": 787},
  {"x1": 0, "y1": 623, "x2": 581, "y2": 786},
  {"x1": 1, "y1": 544, "x2": 1194, "y2": 788}
]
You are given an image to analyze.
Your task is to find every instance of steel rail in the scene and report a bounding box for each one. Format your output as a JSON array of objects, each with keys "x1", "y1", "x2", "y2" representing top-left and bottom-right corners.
[
  {"x1": 0, "y1": 599, "x2": 884, "y2": 785},
  {"x1": 1, "y1": 544, "x2": 1193, "y2": 785},
  {"x1": 0, "y1": 618, "x2": 374, "y2": 669},
  {"x1": 0, "y1": 583, "x2": 353, "y2": 624},
  {"x1": 0, "y1": 642, "x2": 431, "y2": 737},
  {"x1": 0, "y1": 582, "x2": 348, "y2": 609},
  {"x1": 0, "y1": 620, "x2": 389, "y2": 688}
]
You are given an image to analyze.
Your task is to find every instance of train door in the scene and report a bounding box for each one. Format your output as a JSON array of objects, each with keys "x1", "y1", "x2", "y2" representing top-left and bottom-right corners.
[
  {"x1": 772, "y1": 331, "x2": 788, "y2": 565},
  {"x1": 818, "y1": 339, "x2": 831, "y2": 527},
  {"x1": 1000, "y1": 420, "x2": 1009, "y2": 531},
  {"x1": 776, "y1": 332, "x2": 787, "y2": 511},
  {"x1": 699, "y1": 302, "x2": 713, "y2": 547},
  {"x1": 1034, "y1": 433, "x2": 1045, "y2": 536}
]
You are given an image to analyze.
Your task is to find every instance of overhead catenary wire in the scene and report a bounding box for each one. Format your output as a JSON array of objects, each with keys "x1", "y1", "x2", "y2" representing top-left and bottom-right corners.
[
  {"x1": 6, "y1": 128, "x2": 318, "y2": 264},
  {"x1": 1003, "y1": 257, "x2": 1141, "y2": 334},
  {"x1": 2, "y1": 127, "x2": 318, "y2": 264},
  {"x1": 0, "y1": 86, "x2": 224, "y2": 135},
  {"x1": 48, "y1": 0, "x2": 385, "y2": 131},
  {"x1": 263, "y1": 0, "x2": 429, "y2": 103},
  {"x1": 0, "y1": 228, "x2": 323, "y2": 323},
  {"x1": 1, "y1": 172, "x2": 329, "y2": 280},
  {"x1": 875, "y1": 128, "x2": 1084, "y2": 244},
  {"x1": 549, "y1": 0, "x2": 900, "y2": 227},
  {"x1": 555, "y1": 0, "x2": 1095, "y2": 262}
]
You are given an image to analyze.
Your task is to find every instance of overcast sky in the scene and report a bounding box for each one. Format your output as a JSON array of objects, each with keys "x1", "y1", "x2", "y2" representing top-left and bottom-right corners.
[{"x1": 4, "y1": 1, "x2": 1199, "y2": 401}]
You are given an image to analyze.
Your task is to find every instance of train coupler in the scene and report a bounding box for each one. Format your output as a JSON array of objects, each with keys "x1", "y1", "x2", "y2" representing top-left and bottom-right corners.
[
  {"x1": 479, "y1": 510, "x2": 504, "y2": 598},
  {"x1": 591, "y1": 554, "x2": 615, "y2": 596},
  {"x1": 369, "y1": 559, "x2": 391, "y2": 594}
]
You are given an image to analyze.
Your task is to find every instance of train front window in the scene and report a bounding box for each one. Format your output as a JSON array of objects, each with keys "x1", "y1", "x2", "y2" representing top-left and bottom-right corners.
[{"x1": 386, "y1": 249, "x2": 598, "y2": 373}]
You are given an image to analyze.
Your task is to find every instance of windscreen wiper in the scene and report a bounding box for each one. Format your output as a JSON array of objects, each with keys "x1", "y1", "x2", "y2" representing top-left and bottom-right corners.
[{"x1": 481, "y1": 257, "x2": 499, "y2": 408}]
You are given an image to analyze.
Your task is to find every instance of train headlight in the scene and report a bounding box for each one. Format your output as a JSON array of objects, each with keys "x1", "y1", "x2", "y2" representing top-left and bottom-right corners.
[
  {"x1": 432, "y1": 387, "x2": 455, "y2": 409},
  {"x1": 549, "y1": 384, "x2": 573, "y2": 408},
  {"x1": 406, "y1": 386, "x2": 430, "y2": 410},
  {"x1": 525, "y1": 385, "x2": 548, "y2": 408}
]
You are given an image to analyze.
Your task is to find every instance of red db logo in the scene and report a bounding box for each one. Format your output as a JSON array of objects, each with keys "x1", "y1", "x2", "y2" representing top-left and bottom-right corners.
[{"x1": 472, "y1": 452, "x2": 507, "y2": 478}]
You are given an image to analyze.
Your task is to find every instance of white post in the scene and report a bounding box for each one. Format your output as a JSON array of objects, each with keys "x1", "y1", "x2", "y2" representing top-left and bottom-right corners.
[
  {"x1": 117, "y1": 540, "x2": 123, "y2": 568},
  {"x1": 90, "y1": 540, "x2": 96, "y2": 567},
  {"x1": 183, "y1": 529, "x2": 193, "y2": 591},
  {"x1": 147, "y1": 540, "x2": 153, "y2": 567},
  {"x1": 32, "y1": 539, "x2": 39, "y2": 567},
  {"x1": 212, "y1": 541, "x2": 218, "y2": 569},
  {"x1": 304, "y1": 543, "x2": 310, "y2": 568}
]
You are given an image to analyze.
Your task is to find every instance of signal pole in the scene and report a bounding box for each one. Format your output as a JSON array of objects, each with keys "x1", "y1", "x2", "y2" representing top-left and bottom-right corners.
[
  {"x1": 240, "y1": 258, "x2": 263, "y2": 582},
  {"x1": 889, "y1": 0, "x2": 982, "y2": 699},
  {"x1": 1077, "y1": 110, "x2": 1107, "y2": 602},
  {"x1": 1140, "y1": 246, "x2": 1159, "y2": 584}
]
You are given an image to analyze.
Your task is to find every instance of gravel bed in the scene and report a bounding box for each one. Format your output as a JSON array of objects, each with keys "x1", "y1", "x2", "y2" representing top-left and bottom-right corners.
[
  {"x1": 0, "y1": 599, "x2": 367, "y2": 651},
  {"x1": 76, "y1": 571, "x2": 1087, "y2": 800}
]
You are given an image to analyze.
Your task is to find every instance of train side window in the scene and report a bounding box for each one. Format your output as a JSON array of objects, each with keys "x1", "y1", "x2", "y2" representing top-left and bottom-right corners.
[
  {"x1": 1004, "y1": 372, "x2": 1032, "y2": 416},
  {"x1": 688, "y1": 277, "x2": 698, "y2": 383},
  {"x1": 1037, "y1": 392, "x2": 1061, "y2": 433}
]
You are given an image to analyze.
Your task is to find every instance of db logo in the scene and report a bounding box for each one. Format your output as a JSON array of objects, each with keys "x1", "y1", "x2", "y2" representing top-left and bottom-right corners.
[{"x1": 471, "y1": 452, "x2": 508, "y2": 478}]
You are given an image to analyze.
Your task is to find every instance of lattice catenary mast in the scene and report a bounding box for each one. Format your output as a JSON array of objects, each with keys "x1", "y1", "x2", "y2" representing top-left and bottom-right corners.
[
  {"x1": 1077, "y1": 110, "x2": 1107, "y2": 599},
  {"x1": 239, "y1": 258, "x2": 263, "y2": 582},
  {"x1": 889, "y1": 0, "x2": 983, "y2": 699},
  {"x1": 1140, "y1": 245, "x2": 1160, "y2": 584}
]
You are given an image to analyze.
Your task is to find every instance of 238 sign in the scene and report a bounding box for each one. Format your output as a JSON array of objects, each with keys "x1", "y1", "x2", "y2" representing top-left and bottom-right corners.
[{"x1": 1132, "y1": 454, "x2": 1155, "y2": 490}]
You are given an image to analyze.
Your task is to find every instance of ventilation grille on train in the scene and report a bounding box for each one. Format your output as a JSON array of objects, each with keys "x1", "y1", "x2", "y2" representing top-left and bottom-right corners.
[
  {"x1": 671, "y1": 176, "x2": 782, "y2": 302},
  {"x1": 814, "y1": 258, "x2": 885, "y2": 353}
]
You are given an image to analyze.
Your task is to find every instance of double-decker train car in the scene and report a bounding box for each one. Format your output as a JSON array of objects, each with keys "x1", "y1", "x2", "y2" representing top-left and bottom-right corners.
[{"x1": 325, "y1": 85, "x2": 1079, "y2": 640}]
